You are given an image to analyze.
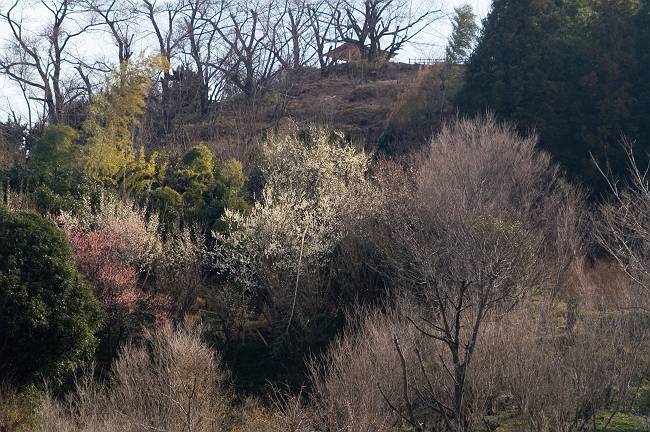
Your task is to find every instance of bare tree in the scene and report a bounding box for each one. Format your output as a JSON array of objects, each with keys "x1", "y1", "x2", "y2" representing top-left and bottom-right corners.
[
  {"x1": 87, "y1": 0, "x2": 136, "y2": 65},
  {"x1": 0, "y1": 0, "x2": 101, "y2": 123},
  {"x1": 370, "y1": 116, "x2": 584, "y2": 431},
  {"x1": 331, "y1": 0, "x2": 442, "y2": 61},
  {"x1": 138, "y1": 0, "x2": 187, "y2": 128},
  {"x1": 267, "y1": 0, "x2": 312, "y2": 70},
  {"x1": 306, "y1": 0, "x2": 337, "y2": 74},
  {"x1": 594, "y1": 141, "x2": 650, "y2": 309},
  {"x1": 284, "y1": 0, "x2": 311, "y2": 68},
  {"x1": 181, "y1": 0, "x2": 228, "y2": 114},
  {"x1": 213, "y1": 0, "x2": 279, "y2": 99}
]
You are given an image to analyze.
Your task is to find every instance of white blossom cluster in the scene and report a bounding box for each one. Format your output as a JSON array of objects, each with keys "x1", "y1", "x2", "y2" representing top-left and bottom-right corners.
[{"x1": 213, "y1": 125, "x2": 374, "y2": 314}]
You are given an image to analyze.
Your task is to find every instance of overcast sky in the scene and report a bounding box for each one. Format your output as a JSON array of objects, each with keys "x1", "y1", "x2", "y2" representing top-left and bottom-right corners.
[{"x1": 0, "y1": 0, "x2": 492, "y2": 121}]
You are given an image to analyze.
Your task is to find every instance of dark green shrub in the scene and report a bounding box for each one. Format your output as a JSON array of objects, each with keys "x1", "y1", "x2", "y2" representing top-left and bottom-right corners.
[
  {"x1": 29, "y1": 125, "x2": 79, "y2": 168},
  {"x1": 0, "y1": 206, "x2": 104, "y2": 387},
  {"x1": 148, "y1": 145, "x2": 250, "y2": 233}
]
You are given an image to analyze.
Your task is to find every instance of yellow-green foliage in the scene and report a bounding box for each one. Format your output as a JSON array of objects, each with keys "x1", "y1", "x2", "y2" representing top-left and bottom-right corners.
[
  {"x1": 0, "y1": 386, "x2": 39, "y2": 432},
  {"x1": 174, "y1": 144, "x2": 215, "y2": 193},
  {"x1": 216, "y1": 159, "x2": 248, "y2": 210},
  {"x1": 124, "y1": 147, "x2": 162, "y2": 194},
  {"x1": 595, "y1": 412, "x2": 648, "y2": 432},
  {"x1": 83, "y1": 56, "x2": 167, "y2": 184}
]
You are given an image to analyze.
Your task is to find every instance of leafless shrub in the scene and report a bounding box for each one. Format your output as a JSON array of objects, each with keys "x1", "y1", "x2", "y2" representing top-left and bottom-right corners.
[
  {"x1": 594, "y1": 141, "x2": 650, "y2": 309},
  {"x1": 357, "y1": 115, "x2": 586, "y2": 430},
  {"x1": 305, "y1": 299, "x2": 513, "y2": 432},
  {"x1": 230, "y1": 392, "x2": 312, "y2": 432},
  {"x1": 268, "y1": 390, "x2": 313, "y2": 432},
  {"x1": 156, "y1": 228, "x2": 208, "y2": 322},
  {"x1": 307, "y1": 290, "x2": 647, "y2": 432},
  {"x1": 489, "y1": 293, "x2": 649, "y2": 432},
  {"x1": 36, "y1": 321, "x2": 229, "y2": 432},
  {"x1": 307, "y1": 306, "x2": 423, "y2": 432},
  {"x1": 578, "y1": 259, "x2": 635, "y2": 312},
  {"x1": 230, "y1": 398, "x2": 275, "y2": 432}
]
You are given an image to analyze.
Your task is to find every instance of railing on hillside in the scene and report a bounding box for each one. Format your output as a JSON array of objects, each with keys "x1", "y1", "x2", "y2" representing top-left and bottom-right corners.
[{"x1": 407, "y1": 58, "x2": 445, "y2": 65}]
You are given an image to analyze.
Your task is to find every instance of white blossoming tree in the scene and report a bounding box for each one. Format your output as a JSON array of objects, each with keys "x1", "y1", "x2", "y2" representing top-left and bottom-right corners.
[{"x1": 213, "y1": 125, "x2": 374, "y2": 344}]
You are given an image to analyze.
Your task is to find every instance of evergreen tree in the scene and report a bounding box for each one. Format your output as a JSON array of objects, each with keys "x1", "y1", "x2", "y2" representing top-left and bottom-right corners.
[
  {"x1": 458, "y1": 0, "x2": 644, "y2": 193},
  {"x1": 0, "y1": 206, "x2": 103, "y2": 386},
  {"x1": 636, "y1": 0, "x2": 650, "y2": 149},
  {"x1": 5, "y1": 125, "x2": 100, "y2": 215},
  {"x1": 578, "y1": 0, "x2": 641, "y2": 180},
  {"x1": 445, "y1": 5, "x2": 479, "y2": 64},
  {"x1": 458, "y1": 0, "x2": 573, "y2": 145}
]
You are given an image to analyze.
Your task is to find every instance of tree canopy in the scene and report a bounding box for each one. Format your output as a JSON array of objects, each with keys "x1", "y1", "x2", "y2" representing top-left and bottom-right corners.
[{"x1": 459, "y1": 0, "x2": 648, "y2": 194}]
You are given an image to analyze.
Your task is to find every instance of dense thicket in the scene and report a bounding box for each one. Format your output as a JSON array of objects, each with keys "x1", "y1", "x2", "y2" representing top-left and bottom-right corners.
[{"x1": 2, "y1": 117, "x2": 650, "y2": 432}]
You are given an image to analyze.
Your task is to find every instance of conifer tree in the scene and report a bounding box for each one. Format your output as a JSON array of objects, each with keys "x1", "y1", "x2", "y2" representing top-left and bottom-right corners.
[
  {"x1": 445, "y1": 5, "x2": 479, "y2": 64},
  {"x1": 636, "y1": 0, "x2": 650, "y2": 149},
  {"x1": 459, "y1": 0, "x2": 643, "y2": 193}
]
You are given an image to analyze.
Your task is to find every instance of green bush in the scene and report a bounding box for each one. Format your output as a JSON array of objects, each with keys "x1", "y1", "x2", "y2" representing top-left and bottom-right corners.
[
  {"x1": 148, "y1": 145, "x2": 250, "y2": 233},
  {"x1": 0, "y1": 206, "x2": 104, "y2": 387},
  {"x1": 29, "y1": 125, "x2": 79, "y2": 168}
]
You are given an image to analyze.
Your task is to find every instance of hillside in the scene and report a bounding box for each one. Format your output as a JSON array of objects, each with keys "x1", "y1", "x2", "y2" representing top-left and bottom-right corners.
[{"x1": 171, "y1": 62, "x2": 451, "y2": 164}]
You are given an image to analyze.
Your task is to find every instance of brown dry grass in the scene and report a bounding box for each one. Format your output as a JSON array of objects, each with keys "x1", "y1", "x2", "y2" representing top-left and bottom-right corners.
[{"x1": 155, "y1": 63, "x2": 435, "y2": 166}]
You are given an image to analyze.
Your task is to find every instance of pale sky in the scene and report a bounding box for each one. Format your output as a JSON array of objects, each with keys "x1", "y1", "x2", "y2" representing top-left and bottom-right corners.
[{"x1": 0, "y1": 0, "x2": 492, "y2": 122}]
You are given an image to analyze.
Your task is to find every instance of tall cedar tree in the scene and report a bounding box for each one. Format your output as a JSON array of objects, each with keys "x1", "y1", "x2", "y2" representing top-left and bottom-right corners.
[
  {"x1": 458, "y1": 0, "x2": 645, "y2": 194},
  {"x1": 636, "y1": 0, "x2": 650, "y2": 146}
]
